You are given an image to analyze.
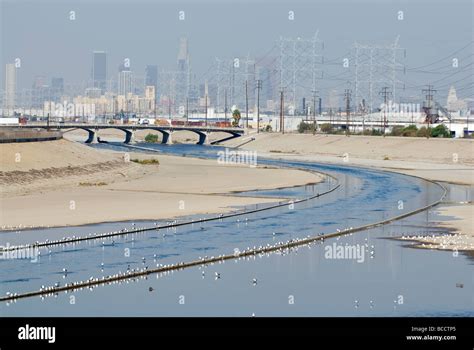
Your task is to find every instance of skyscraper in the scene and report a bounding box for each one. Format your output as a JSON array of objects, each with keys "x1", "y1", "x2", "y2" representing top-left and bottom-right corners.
[
  {"x1": 145, "y1": 65, "x2": 158, "y2": 97},
  {"x1": 31, "y1": 76, "x2": 49, "y2": 108},
  {"x1": 51, "y1": 77, "x2": 64, "y2": 102},
  {"x1": 118, "y1": 64, "x2": 133, "y2": 96},
  {"x1": 176, "y1": 37, "x2": 190, "y2": 111},
  {"x1": 177, "y1": 37, "x2": 189, "y2": 71},
  {"x1": 5, "y1": 63, "x2": 16, "y2": 110},
  {"x1": 92, "y1": 51, "x2": 107, "y2": 93}
]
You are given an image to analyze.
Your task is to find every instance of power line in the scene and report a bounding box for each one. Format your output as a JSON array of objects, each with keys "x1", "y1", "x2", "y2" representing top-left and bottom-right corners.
[{"x1": 406, "y1": 42, "x2": 473, "y2": 71}]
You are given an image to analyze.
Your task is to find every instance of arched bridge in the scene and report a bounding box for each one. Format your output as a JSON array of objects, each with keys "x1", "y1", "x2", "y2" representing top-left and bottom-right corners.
[{"x1": 10, "y1": 124, "x2": 245, "y2": 145}]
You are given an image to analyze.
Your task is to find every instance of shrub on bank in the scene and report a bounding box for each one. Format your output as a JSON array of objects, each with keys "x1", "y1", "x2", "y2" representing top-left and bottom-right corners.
[
  {"x1": 416, "y1": 126, "x2": 430, "y2": 138},
  {"x1": 390, "y1": 126, "x2": 404, "y2": 136},
  {"x1": 401, "y1": 125, "x2": 418, "y2": 137},
  {"x1": 145, "y1": 133, "x2": 159, "y2": 143},
  {"x1": 131, "y1": 158, "x2": 160, "y2": 165},
  {"x1": 430, "y1": 124, "x2": 451, "y2": 138},
  {"x1": 297, "y1": 121, "x2": 317, "y2": 133},
  {"x1": 320, "y1": 123, "x2": 333, "y2": 133}
]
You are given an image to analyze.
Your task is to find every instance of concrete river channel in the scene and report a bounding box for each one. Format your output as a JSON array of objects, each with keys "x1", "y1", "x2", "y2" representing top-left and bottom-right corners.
[{"x1": 0, "y1": 143, "x2": 472, "y2": 316}]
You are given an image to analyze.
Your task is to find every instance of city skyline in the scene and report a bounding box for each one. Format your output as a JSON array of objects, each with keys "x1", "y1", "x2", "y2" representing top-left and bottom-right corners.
[{"x1": 1, "y1": 0, "x2": 472, "y2": 103}]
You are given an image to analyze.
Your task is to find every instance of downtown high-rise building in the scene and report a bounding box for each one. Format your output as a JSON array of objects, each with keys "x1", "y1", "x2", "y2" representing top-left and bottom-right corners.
[
  {"x1": 176, "y1": 37, "x2": 190, "y2": 112},
  {"x1": 31, "y1": 76, "x2": 49, "y2": 108},
  {"x1": 51, "y1": 77, "x2": 64, "y2": 102},
  {"x1": 145, "y1": 65, "x2": 158, "y2": 97},
  {"x1": 92, "y1": 51, "x2": 107, "y2": 93},
  {"x1": 118, "y1": 64, "x2": 133, "y2": 96},
  {"x1": 4, "y1": 63, "x2": 16, "y2": 110}
]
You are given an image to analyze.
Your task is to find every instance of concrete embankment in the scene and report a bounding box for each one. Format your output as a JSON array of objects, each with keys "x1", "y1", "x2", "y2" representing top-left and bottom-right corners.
[{"x1": 0, "y1": 128, "x2": 63, "y2": 143}]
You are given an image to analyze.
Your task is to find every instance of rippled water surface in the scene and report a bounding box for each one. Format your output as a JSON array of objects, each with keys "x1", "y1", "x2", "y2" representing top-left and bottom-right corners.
[{"x1": 0, "y1": 142, "x2": 472, "y2": 316}]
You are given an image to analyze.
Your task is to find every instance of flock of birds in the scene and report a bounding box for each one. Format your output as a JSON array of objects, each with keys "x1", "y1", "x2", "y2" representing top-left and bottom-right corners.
[
  {"x1": 2, "y1": 222, "x2": 371, "y2": 304},
  {"x1": 398, "y1": 233, "x2": 473, "y2": 251}
]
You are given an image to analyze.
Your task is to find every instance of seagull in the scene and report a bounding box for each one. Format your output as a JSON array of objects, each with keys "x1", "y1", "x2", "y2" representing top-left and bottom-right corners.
[
  {"x1": 215, "y1": 272, "x2": 220, "y2": 279},
  {"x1": 252, "y1": 278, "x2": 257, "y2": 285}
]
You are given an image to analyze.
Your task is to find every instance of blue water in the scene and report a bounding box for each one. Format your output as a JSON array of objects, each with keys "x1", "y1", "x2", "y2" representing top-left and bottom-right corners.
[{"x1": 0, "y1": 142, "x2": 472, "y2": 316}]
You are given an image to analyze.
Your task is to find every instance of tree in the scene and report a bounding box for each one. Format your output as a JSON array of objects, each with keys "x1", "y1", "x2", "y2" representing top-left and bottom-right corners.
[
  {"x1": 232, "y1": 109, "x2": 241, "y2": 127},
  {"x1": 430, "y1": 124, "x2": 451, "y2": 138}
]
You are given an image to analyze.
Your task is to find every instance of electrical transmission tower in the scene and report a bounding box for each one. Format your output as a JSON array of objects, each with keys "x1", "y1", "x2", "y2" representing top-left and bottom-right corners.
[
  {"x1": 215, "y1": 56, "x2": 255, "y2": 114},
  {"x1": 278, "y1": 32, "x2": 323, "y2": 116},
  {"x1": 353, "y1": 36, "x2": 405, "y2": 116}
]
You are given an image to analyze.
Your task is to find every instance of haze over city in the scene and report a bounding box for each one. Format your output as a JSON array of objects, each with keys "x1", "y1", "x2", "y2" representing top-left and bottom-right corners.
[
  {"x1": 0, "y1": 0, "x2": 473, "y2": 344},
  {"x1": 1, "y1": 0, "x2": 472, "y2": 112}
]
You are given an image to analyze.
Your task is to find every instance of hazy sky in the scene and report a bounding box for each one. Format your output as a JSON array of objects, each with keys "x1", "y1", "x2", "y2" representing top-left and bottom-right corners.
[{"x1": 1, "y1": 0, "x2": 472, "y2": 100}]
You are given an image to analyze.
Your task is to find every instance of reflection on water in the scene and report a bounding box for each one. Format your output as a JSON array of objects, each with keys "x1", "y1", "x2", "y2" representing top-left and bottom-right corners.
[{"x1": 0, "y1": 142, "x2": 472, "y2": 316}]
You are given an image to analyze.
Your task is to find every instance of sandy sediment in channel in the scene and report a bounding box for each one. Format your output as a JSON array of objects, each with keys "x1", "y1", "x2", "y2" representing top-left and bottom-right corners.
[
  {"x1": 0, "y1": 139, "x2": 323, "y2": 230},
  {"x1": 397, "y1": 204, "x2": 474, "y2": 251},
  {"x1": 223, "y1": 132, "x2": 474, "y2": 251},
  {"x1": 224, "y1": 133, "x2": 474, "y2": 184}
]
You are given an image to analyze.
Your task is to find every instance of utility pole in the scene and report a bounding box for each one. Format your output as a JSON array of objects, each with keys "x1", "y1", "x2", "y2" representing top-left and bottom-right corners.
[
  {"x1": 224, "y1": 89, "x2": 227, "y2": 124},
  {"x1": 312, "y1": 90, "x2": 319, "y2": 135},
  {"x1": 422, "y1": 85, "x2": 436, "y2": 139},
  {"x1": 166, "y1": 78, "x2": 171, "y2": 119},
  {"x1": 186, "y1": 97, "x2": 189, "y2": 125},
  {"x1": 344, "y1": 89, "x2": 352, "y2": 136},
  {"x1": 379, "y1": 86, "x2": 392, "y2": 136},
  {"x1": 256, "y1": 79, "x2": 262, "y2": 133},
  {"x1": 280, "y1": 89, "x2": 285, "y2": 134},
  {"x1": 205, "y1": 93, "x2": 208, "y2": 127},
  {"x1": 245, "y1": 80, "x2": 249, "y2": 128}
]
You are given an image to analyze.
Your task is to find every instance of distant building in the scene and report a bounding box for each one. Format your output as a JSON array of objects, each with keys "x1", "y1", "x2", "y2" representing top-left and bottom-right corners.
[
  {"x1": 145, "y1": 85, "x2": 155, "y2": 100},
  {"x1": 118, "y1": 66, "x2": 133, "y2": 97},
  {"x1": 92, "y1": 51, "x2": 107, "y2": 93},
  {"x1": 145, "y1": 65, "x2": 158, "y2": 97},
  {"x1": 31, "y1": 75, "x2": 50, "y2": 108},
  {"x1": 51, "y1": 77, "x2": 64, "y2": 102},
  {"x1": 176, "y1": 37, "x2": 190, "y2": 111},
  {"x1": 447, "y1": 86, "x2": 467, "y2": 111},
  {"x1": 5, "y1": 63, "x2": 16, "y2": 109},
  {"x1": 85, "y1": 87, "x2": 102, "y2": 99}
]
